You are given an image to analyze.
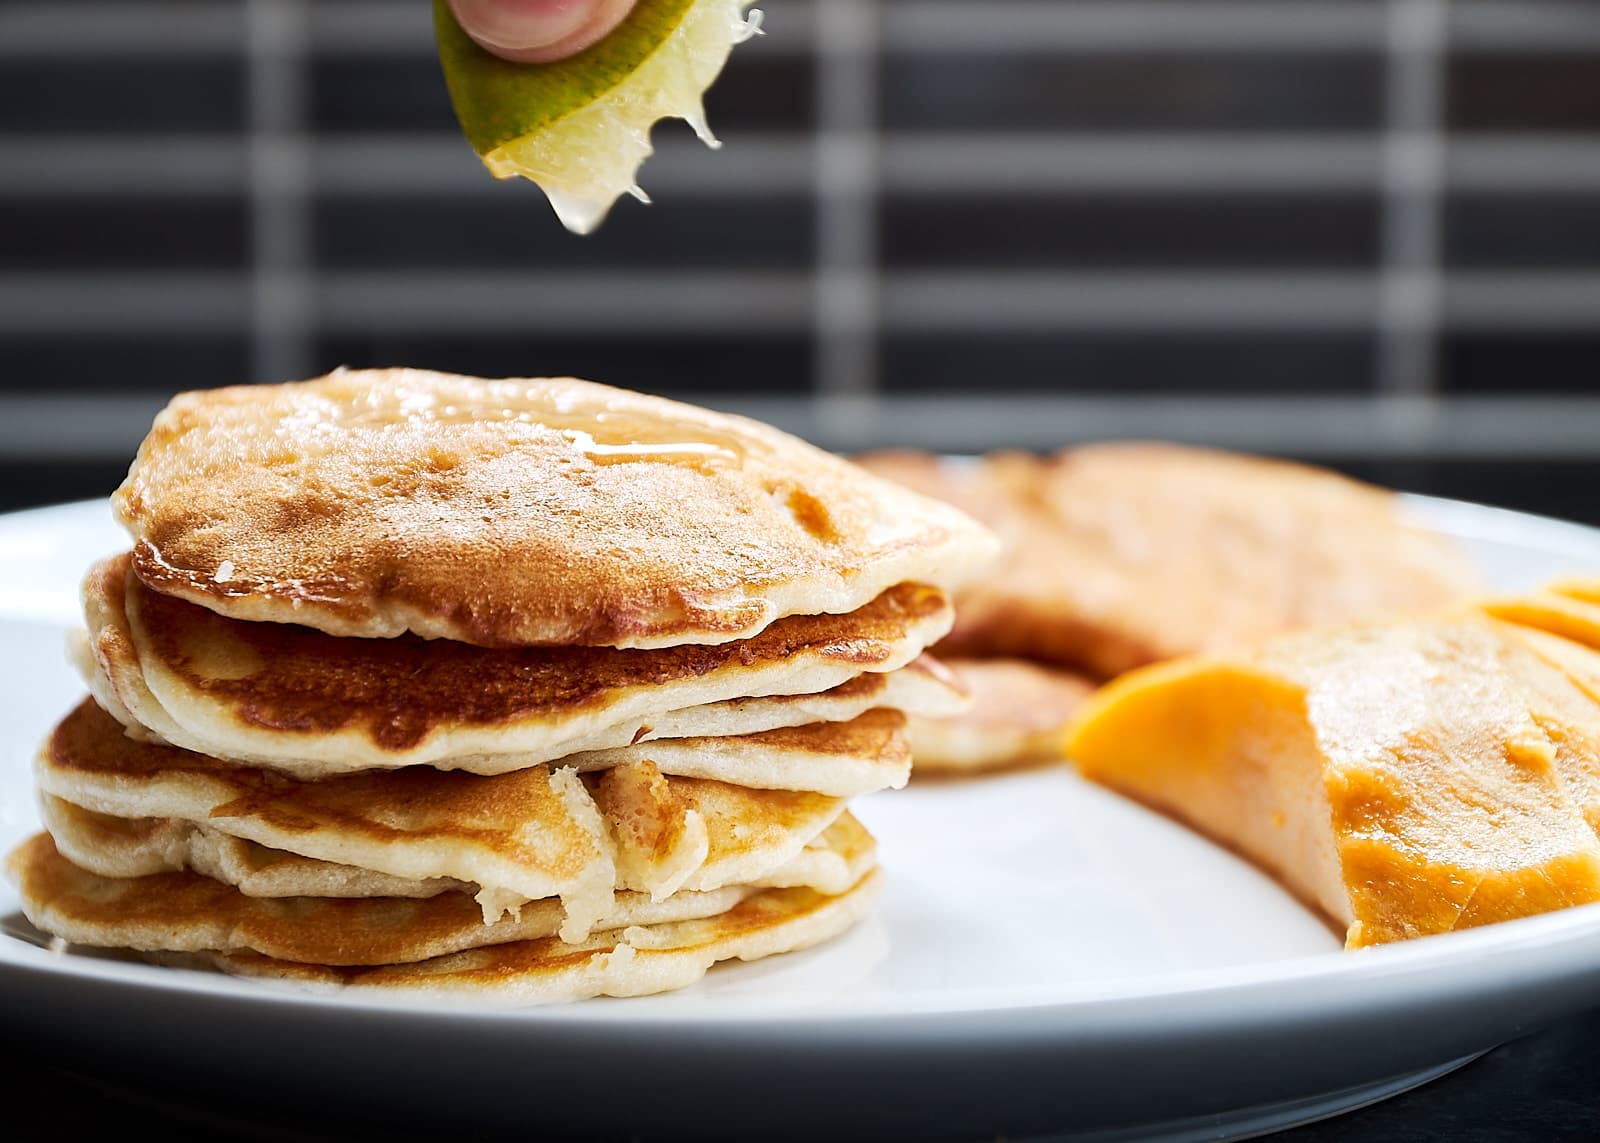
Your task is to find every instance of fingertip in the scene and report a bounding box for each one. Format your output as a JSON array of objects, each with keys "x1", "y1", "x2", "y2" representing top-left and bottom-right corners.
[{"x1": 448, "y1": 0, "x2": 639, "y2": 64}]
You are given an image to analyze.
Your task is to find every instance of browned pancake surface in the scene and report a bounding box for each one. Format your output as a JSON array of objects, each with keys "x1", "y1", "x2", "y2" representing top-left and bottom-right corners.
[
  {"x1": 201, "y1": 872, "x2": 882, "y2": 1001},
  {"x1": 39, "y1": 698, "x2": 613, "y2": 928},
  {"x1": 39, "y1": 698, "x2": 869, "y2": 907},
  {"x1": 92, "y1": 552, "x2": 948, "y2": 754},
  {"x1": 39, "y1": 793, "x2": 472, "y2": 899},
  {"x1": 908, "y1": 659, "x2": 1093, "y2": 773},
  {"x1": 591, "y1": 760, "x2": 845, "y2": 889},
  {"x1": 861, "y1": 443, "x2": 1483, "y2": 677},
  {"x1": 45, "y1": 700, "x2": 593, "y2": 878},
  {"x1": 4, "y1": 832, "x2": 743, "y2": 966},
  {"x1": 114, "y1": 371, "x2": 996, "y2": 648},
  {"x1": 565, "y1": 707, "x2": 912, "y2": 796}
]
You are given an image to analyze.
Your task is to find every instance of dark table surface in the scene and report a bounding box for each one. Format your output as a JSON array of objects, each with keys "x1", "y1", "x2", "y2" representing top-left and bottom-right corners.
[{"x1": 6, "y1": 1003, "x2": 1600, "y2": 1142}]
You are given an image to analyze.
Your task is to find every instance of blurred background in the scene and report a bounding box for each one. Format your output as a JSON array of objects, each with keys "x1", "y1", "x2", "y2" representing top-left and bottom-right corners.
[{"x1": 1, "y1": 0, "x2": 1597, "y2": 519}]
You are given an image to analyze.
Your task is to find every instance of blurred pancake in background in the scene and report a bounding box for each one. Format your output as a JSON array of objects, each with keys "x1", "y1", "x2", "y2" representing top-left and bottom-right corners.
[
  {"x1": 905, "y1": 659, "x2": 1095, "y2": 775},
  {"x1": 859, "y1": 442, "x2": 1484, "y2": 775}
]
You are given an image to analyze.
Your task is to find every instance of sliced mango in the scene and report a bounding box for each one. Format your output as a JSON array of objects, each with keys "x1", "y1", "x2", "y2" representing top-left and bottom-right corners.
[
  {"x1": 1482, "y1": 592, "x2": 1600, "y2": 655},
  {"x1": 1067, "y1": 611, "x2": 1600, "y2": 948}
]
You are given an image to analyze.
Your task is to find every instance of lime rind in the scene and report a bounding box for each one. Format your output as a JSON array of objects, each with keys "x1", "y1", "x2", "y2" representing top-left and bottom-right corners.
[
  {"x1": 434, "y1": 0, "x2": 701, "y2": 152},
  {"x1": 437, "y1": 0, "x2": 762, "y2": 234}
]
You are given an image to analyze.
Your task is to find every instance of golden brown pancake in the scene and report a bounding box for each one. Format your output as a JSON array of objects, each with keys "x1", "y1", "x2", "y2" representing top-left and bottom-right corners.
[
  {"x1": 744, "y1": 812, "x2": 877, "y2": 896},
  {"x1": 859, "y1": 443, "x2": 1483, "y2": 679},
  {"x1": 589, "y1": 761, "x2": 845, "y2": 900},
  {"x1": 41, "y1": 794, "x2": 877, "y2": 902},
  {"x1": 854, "y1": 449, "x2": 1088, "y2": 660},
  {"x1": 80, "y1": 553, "x2": 954, "y2": 776},
  {"x1": 36, "y1": 698, "x2": 866, "y2": 922},
  {"x1": 851, "y1": 451, "x2": 1035, "y2": 538},
  {"x1": 172, "y1": 872, "x2": 881, "y2": 1005},
  {"x1": 38, "y1": 793, "x2": 472, "y2": 899},
  {"x1": 906, "y1": 658, "x2": 1094, "y2": 774},
  {"x1": 6, "y1": 831, "x2": 750, "y2": 966},
  {"x1": 114, "y1": 370, "x2": 999, "y2": 648},
  {"x1": 567, "y1": 707, "x2": 913, "y2": 796},
  {"x1": 1067, "y1": 608, "x2": 1600, "y2": 947},
  {"x1": 36, "y1": 698, "x2": 615, "y2": 938}
]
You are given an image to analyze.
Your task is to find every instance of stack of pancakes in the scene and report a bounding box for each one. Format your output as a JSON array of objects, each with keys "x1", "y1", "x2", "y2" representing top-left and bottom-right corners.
[{"x1": 6, "y1": 370, "x2": 996, "y2": 1002}]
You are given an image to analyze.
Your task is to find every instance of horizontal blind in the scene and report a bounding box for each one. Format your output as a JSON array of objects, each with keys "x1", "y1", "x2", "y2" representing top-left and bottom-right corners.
[{"x1": 1, "y1": 0, "x2": 1597, "y2": 516}]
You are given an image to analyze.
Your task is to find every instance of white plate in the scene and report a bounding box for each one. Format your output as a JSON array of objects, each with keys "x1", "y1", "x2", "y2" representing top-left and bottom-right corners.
[{"x1": 4, "y1": 495, "x2": 1600, "y2": 1141}]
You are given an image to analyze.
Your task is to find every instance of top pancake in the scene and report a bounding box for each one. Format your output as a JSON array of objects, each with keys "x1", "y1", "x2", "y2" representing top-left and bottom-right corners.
[
  {"x1": 858, "y1": 443, "x2": 1484, "y2": 678},
  {"x1": 114, "y1": 370, "x2": 999, "y2": 648}
]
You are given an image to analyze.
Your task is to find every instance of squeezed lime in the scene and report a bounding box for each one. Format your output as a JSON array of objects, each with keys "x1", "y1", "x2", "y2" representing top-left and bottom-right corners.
[{"x1": 434, "y1": 0, "x2": 762, "y2": 233}]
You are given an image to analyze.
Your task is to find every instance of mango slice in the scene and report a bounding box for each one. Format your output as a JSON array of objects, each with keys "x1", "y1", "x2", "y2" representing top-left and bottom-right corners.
[{"x1": 1067, "y1": 609, "x2": 1600, "y2": 947}]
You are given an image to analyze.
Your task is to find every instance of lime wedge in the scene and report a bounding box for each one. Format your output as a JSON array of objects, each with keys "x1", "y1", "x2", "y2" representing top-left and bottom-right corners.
[{"x1": 434, "y1": 0, "x2": 762, "y2": 234}]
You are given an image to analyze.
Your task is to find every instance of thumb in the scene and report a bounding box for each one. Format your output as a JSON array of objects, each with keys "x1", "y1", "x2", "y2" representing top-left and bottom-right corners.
[{"x1": 447, "y1": 0, "x2": 639, "y2": 63}]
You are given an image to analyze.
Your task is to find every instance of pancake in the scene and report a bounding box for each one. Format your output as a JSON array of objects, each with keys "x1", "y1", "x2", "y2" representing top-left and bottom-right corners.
[
  {"x1": 39, "y1": 793, "x2": 470, "y2": 899},
  {"x1": 113, "y1": 370, "x2": 999, "y2": 648},
  {"x1": 851, "y1": 451, "x2": 1026, "y2": 525},
  {"x1": 741, "y1": 812, "x2": 878, "y2": 896},
  {"x1": 589, "y1": 761, "x2": 846, "y2": 900},
  {"x1": 41, "y1": 794, "x2": 876, "y2": 901},
  {"x1": 906, "y1": 659, "x2": 1094, "y2": 774},
  {"x1": 1067, "y1": 609, "x2": 1600, "y2": 947},
  {"x1": 169, "y1": 872, "x2": 881, "y2": 1005},
  {"x1": 6, "y1": 831, "x2": 750, "y2": 966},
  {"x1": 858, "y1": 444, "x2": 1483, "y2": 678},
  {"x1": 80, "y1": 553, "x2": 954, "y2": 776},
  {"x1": 553, "y1": 653, "x2": 961, "y2": 777},
  {"x1": 37, "y1": 698, "x2": 616, "y2": 938},
  {"x1": 854, "y1": 449, "x2": 1096, "y2": 665},
  {"x1": 567, "y1": 707, "x2": 913, "y2": 796},
  {"x1": 36, "y1": 698, "x2": 862, "y2": 922}
]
